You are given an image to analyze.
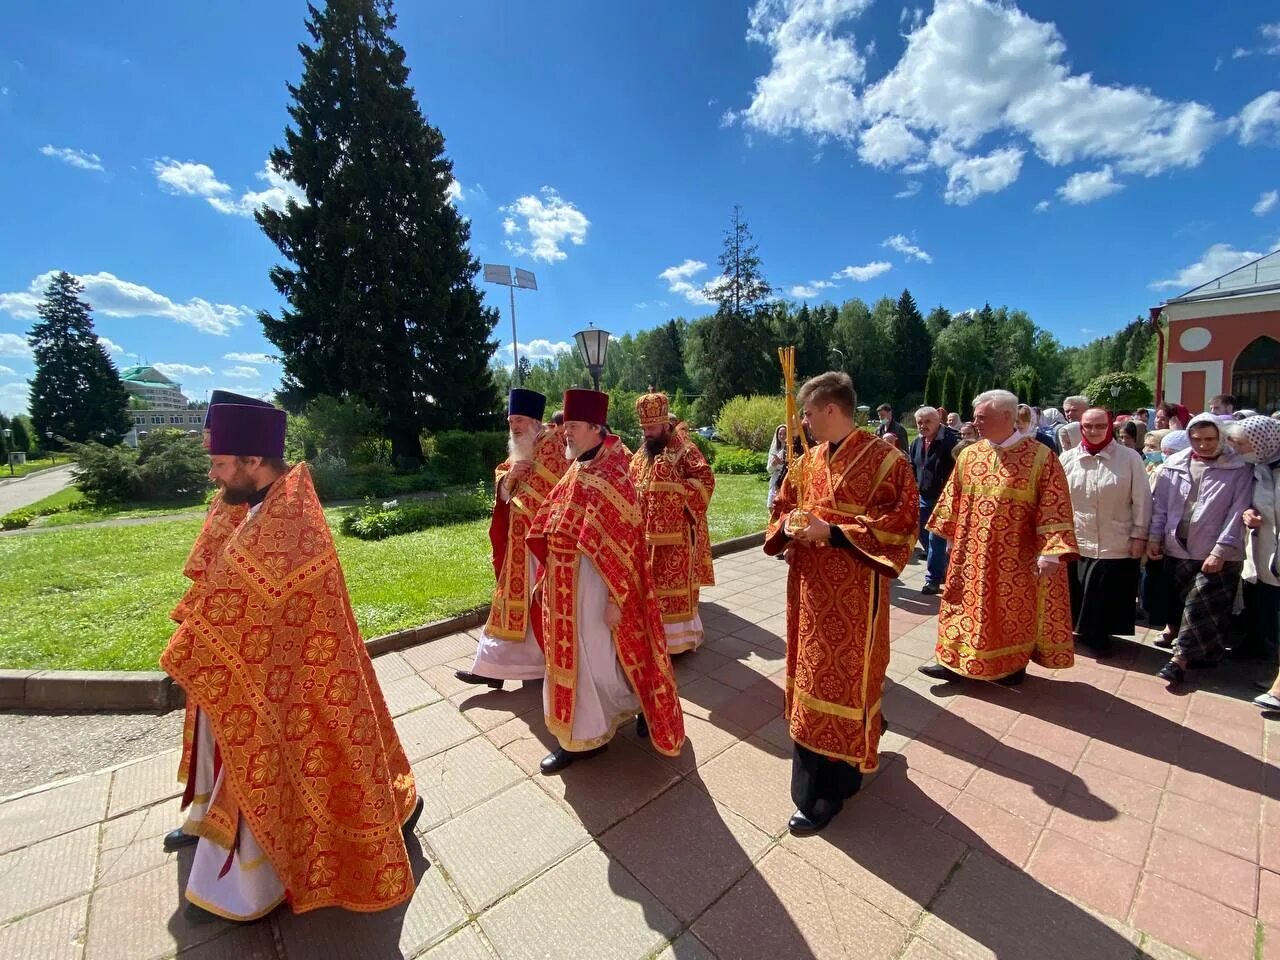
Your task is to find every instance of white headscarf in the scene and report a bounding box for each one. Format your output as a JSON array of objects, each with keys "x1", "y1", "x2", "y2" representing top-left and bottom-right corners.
[
  {"x1": 1160, "y1": 430, "x2": 1190, "y2": 455},
  {"x1": 1236, "y1": 415, "x2": 1280, "y2": 464}
]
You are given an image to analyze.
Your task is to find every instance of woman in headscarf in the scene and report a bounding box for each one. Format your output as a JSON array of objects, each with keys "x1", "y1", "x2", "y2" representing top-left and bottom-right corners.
[
  {"x1": 1060, "y1": 407, "x2": 1150, "y2": 656},
  {"x1": 1041, "y1": 407, "x2": 1067, "y2": 431},
  {"x1": 1144, "y1": 429, "x2": 1191, "y2": 636},
  {"x1": 1118, "y1": 418, "x2": 1147, "y2": 452},
  {"x1": 1148, "y1": 414, "x2": 1255, "y2": 685},
  {"x1": 1224, "y1": 417, "x2": 1280, "y2": 706}
]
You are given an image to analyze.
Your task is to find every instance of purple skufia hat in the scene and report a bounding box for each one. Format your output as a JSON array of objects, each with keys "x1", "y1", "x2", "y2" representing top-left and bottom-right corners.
[
  {"x1": 207, "y1": 403, "x2": 286, "y2": 458},
  {"x1": 204, "y1": 390, "x2": 274, "y2": 428}
]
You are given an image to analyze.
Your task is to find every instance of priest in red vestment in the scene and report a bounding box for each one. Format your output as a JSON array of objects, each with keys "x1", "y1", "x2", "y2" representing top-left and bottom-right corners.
[
  {"x1": 526, "y1": 389, "x2": 685, "y2": 773},
  {"x1": 766, "y1": 371, "x2": 919, "y2": 834}
]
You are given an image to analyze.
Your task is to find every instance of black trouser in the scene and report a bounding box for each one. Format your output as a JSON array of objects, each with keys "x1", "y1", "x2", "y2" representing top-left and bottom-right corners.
[{"x1": 791, "y1": 742, "x2": 863, "y2": 823}]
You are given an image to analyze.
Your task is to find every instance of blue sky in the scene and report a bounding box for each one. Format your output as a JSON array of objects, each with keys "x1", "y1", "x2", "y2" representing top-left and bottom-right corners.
[{"x1": 1, "y1": 0, "x2": 1278, "y2": 415}]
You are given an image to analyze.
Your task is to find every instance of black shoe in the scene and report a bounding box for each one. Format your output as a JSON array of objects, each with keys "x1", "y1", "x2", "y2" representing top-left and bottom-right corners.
[
  {"x1": 880, "y1": 714, "x2": 888, "y2": 736},
  {"x1": 1187, "y1": 658, "x2": 1220, "y2": 670},
  {"x1": 634, "y1": 713, "x2": 649, "y2": 740},
  {"x1": 539, "y1": 744, "x2": 607, "y2": 775},
  {"x1": 1153, "y1": 635, "x2": 1173, "y2": 649},
  {"x1": 402, "y1": 795, "x2": 424, "y2": 836},
  {"x1": 917, "y1": 662, "x2": 956, "y2": 680},
  {"x1": 994, "y1": 668, "x2": 1026, "y2": 687},
  {"x1": 787, "y1": 809, "x2": 832, "y2": 835},
  {"x1": 921, "y1": 582, "x2": 941, "y2": 596},
  {"x1": 455, "y1": 670, "x2": 503, "y2": 690},
  {"x1": 163, "y1": 828, "x2": 198, "y2": 851},
  {"x1": 1157, "y1": 660, "x2": 1185, "y2": 685}
]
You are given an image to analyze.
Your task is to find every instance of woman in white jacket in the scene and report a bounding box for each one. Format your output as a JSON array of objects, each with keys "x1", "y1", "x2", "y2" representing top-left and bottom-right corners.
[{"x1": 1060, "y1": 406, "x2": 1151, "y2": 656}]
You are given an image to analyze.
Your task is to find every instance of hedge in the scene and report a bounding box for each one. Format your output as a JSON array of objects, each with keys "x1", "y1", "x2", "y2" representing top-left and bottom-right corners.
[{"x1": 340, "y1": 485, "x2": 494, "y2": 540}]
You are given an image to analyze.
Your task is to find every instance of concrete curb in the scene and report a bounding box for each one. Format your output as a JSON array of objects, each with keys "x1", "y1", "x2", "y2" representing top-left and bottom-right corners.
[
  {"x1": 0, "y1": 463, "x2": 71, "y2": 487},
  {"x1": 0, "y1": 535, "x2": 765, "y2": 712}
]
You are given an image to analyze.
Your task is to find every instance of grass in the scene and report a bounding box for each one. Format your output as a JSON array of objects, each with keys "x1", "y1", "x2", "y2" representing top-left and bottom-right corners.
[
  {"x1": 1, "y1": 457, "x2": 69, "y2": 479},
  {"x1": 0, "y1": 474, "x2": 768, "y2": 671}
]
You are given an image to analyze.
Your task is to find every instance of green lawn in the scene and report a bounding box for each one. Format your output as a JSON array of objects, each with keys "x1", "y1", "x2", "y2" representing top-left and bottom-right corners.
[
  {"x1": 1, "y1": 457, "x2": 70, "y2": 479},
  {"x1": 0, "y1": 473, "x2": 768, "y2": 671}
]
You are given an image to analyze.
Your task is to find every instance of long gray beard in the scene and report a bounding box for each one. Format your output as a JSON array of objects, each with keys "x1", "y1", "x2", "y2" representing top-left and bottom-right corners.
[{"x1": 508, "y1": 434, "x2": 535, "y2": 462}]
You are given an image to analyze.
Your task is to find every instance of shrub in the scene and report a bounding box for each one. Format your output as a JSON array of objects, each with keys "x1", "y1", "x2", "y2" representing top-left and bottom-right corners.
[
  {"x1": 688, "y1": 432, "x2": 716, "y2": 465},
  {"x1": 136, "y1": 430, "x2": 211, "y2": 500},
  {"x1": 69, "y1": 442, "x2": 141, "y2": 505},
  {"x1": 340, "y1": 484, "x2": 494, "y2": 540},
  {"x1": 430, "y1": 431, "x2": 507, "y2": 485},
  {"x1": 712, "y1": 447, "x2": 768, "y2": 475},
  {"x1": 715, "y1": 395, "x2": 787, "y2": 452},
  {"x1": 308, "y1": 454, "x2": 444, "y2": 501},
  {"x1": 1083, "y1": 372, "x2": 1153, "y2": 413},
  {"x1": 1, "y1": 510, "x2": 33, "y2": 530}
]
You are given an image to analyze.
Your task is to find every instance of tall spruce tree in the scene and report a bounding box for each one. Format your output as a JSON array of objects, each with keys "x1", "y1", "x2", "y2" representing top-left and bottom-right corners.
[
  {"x1": 695, "y1": 206, "x2": 777, "y2": 420},
  {"x1": 257, "y1": 0, "x2": 499, "y2": 466},
  {"x1": 646, "y1": 319, "x2": 689, "y2": 393},
  {"x1": 887, "y1": 288, "x2": 931, "y2": 407},
  {"x1": 27, "y1": 272, "x2": 130, "y2": 445},
  {"x1": 940, "y1": 367, "x2": 957, "y2": 415}
]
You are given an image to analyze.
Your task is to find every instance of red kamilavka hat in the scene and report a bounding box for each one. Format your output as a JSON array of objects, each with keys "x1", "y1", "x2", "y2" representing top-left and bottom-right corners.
[{"x1": 562, "y1": 389, "x2": 609, "y2": 425}]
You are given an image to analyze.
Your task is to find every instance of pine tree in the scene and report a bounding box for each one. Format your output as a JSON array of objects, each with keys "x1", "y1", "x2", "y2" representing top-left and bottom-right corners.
[
  {"x1": 887, "y1": 288, "x2": 931, "y2": 408},
  {"x1": 27, "y1": 272, "x2": 130, "y2": 445},
  {"x1": 258, "y1": 0, "x2": 499, "y2": 466},
  {"x1": 923, "y1": 367, "x2": 936, "y2": 408},
  {"x1": 695, "y1": 205, "x2": 776, "y2": 420},
  {"x1": 646, "y1": 319, "x2": 689, "y2": 393},
  {"x1": 9, "y1": 415, "x2": 30, "y2": 453},
  {"x1": 940, "y1": 367, "x2": 957, "y2": 415}
]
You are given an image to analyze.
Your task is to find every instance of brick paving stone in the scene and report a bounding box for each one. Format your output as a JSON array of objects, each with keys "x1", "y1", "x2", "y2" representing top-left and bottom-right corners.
[
  {"x1": 425, "y1": 780, "x2": 588, "y2": 911},
  {"x1": 480, "y1": 844, "x2": 679, "y2": 960},
  {"x1": 691, "y1": 739, "x2": 794, "y2": 836},
  {"x1": 0, "y1": 771, "x2": 110, "y2": 854},
  {"x1": 1026, "y1": 828, "x2": 1141, "y2": 921},
  {"x1": 985, "y1": 734, "x2": 1079, "y2": 789},
  {"x1": 1078, "y1": 740, "x2": 1171, "y2": 789},
  {"x1": 96, "y1": 834, "x2": 180, "y2": 889},
  {"x1": 880, "y1": 681, "x2": 947, "y2": 735},
  {"x1": 410, "y1": 737, "x2": 525, "y2": 832},
  {"x1": 419, "y1": 661, "x2": 487, "y2": 699},
  {"x1": 753, "y1": 715, "x2": 792, "y2": 753},
  {"x1": 1187, "y1": 690, "x2": 1270, "y2": 731},
  {"x1": 1002, "y1": 712, "x2": 1092, "y2": 762},
  {"x1": 1156, "y1": 791, "x2": 1259, "y2": 862},
  {"x1": 100, "y1": 796, "x2": 184, "y2": 852},
  {"x1": 1146, "y1": 828, "x2": 1259, "y2": 915},
  {"x1": 416, "y1": 923, "x2": 497, "y2": 960},
  {"x1": 0, "y1": 824, "x2": 97, "y2": 923},
  {"x1": 652, "y1": 932, "x2": 718, "y2": 960},
  {"x1": 106, "y1": 749, "x2": 182, "y2": 818},
  {"x1": 713, "y1": 690, "x2": 780, "y2": 733},
  {"x1": 372, "y1": 651, "x2": 415, "y2": 685},
  {"x1": 897, "y1": 737, "x2": 980, "y2": 790},
  {"x1": 678, "y1": 676, "x2": 742, "y2": 721},
  {"x1": 692, "y1": 845, "x2": 908, "y2": 960},
  {"x1": 172, "y1": 924, "x2": 279, "y2": 960},
  {"x1": 1130, "y1": 872, "x2": 1258, "y2": 960},
  {"x1": 782, "y1": 796, "x2": 965, "y2": 925},
  {"x1": 899, "y1": 938, "x2": 953, "y2": 960},
  {"x1": 939, "y1": 792, "x2": 1043, "y2": 869},
  {"x1": 275, "y1": 853, "x2": 466, "y2": 960},
  {"x1": 864, "y1": 759, "x2": 959, "y2": 829},
  {"x1": 919, "y1": 850, "x2": 1141, "y2": 960},
  {"x1": 1045, "y1": 802, "x2": 1154, "y2": 867},
  {"x1": 450, "y1": 681, "x2": 543, "y2": 733},
  {"x1": 961, "y1": 767, "x2": 1065, "y2": 828},
  {"x1": 381, "y1": 674, "x2": 444, "y2": 717},
  {"x1": 918, "y1": 706, "x2": 1004, "y2": 759},
  {"x1": 1265, "y1": 870, "x2": 1280, "y2": 928},
  {"x1": 0, "y1": 894, "x2": 87, "y2": 960},
  {"x1": 400, "y1": 633, "x2": 478, "y2": 673},
  {"x1": 1165, "y1": 757, "x2": 1264, "y2": 817},
  {"x1": 394, "y1": 700, "x2": 479, "y2": 763},
  {"x1": 534, "y1": 737, "x2": 681, "y2": 835},
  {"x1": 84, "y1": 857, "x2": 233, "y2": 960},
  {"x1": 599, "y1": 780, "x2": 770, "y2": 924},
  {"x1": 1068, "y1": 761, "x2": 1164, "y2": 822}
]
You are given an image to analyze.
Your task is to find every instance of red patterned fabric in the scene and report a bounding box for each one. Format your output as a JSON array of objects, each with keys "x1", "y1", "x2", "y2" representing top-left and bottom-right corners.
[
  {"x1": 485, "y1": 424, "x2": 567, "y2": 644},
  {"x1": 161, "y1": 465, "x2": 417, "y2": 914},
  {"x1": 764, "y1": 431, "x2": 919, "y2": 771},
  {"x1": 927, "y1": 436, "x2": 1079, "y2": 679},
  {"x1": 527, "y1": 436, "x2": 685, "y2": 756}
]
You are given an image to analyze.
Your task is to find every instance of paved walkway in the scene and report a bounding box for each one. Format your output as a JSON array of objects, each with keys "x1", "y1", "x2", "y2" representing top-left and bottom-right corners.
[
  {"x1": 0, "y1": 549, "x2": 1276, "y2": 960},
  {"x1": 0, "y1": 463, "x2": 75, "y2": 514}
]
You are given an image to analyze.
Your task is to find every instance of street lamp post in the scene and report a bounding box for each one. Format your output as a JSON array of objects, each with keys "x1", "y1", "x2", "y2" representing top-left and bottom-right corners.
[
  {"x1": 574, "y1": 325, "x2": 611, "y2": 392},
  {"x1": 2, "y1": 427, "x2": 12, "y2": 477},
  {"x1": 481, "y1": 264, "x2": 538, "y2": 386},
  {"x1": 46, "y1": 430, "x2": 55, "y2": 466},
  {"x1": 830, "y1": 348, "x2": 846, "y2": 371}
]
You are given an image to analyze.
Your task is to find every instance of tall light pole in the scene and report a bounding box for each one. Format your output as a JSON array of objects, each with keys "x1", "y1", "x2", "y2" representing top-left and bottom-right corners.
[
  {"x1": 830, "y1": 347, "x2": 846, "y2": 371},
  {"x1": 46, "y1": 430, "x2": 54, "y2": 466},
  {"x1": 2, "y1": 427, "x2": 12, "y2": 477},
  {"x1": 482, "y1": 264, "x2": 538, "y2": 386},
  {"x1": 574, "y1": 325, "x2": 611, "y2": 392}
]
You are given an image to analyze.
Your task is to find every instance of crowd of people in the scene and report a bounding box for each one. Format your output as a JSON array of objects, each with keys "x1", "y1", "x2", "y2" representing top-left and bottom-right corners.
[{"x1": 152, "y1": 378, "x2": 1280, "y2": 918}]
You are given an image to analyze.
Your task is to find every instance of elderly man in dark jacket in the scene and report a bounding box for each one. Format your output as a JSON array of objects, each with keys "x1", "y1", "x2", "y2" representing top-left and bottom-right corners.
[{"x1": 910, "y1": 406, "x2": 960, "y2": 594}]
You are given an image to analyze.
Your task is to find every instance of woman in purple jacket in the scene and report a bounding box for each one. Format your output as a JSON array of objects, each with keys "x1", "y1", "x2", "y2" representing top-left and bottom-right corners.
[{"x1": 1148, "y1": 413, "x2": 1255, "y2": 686}]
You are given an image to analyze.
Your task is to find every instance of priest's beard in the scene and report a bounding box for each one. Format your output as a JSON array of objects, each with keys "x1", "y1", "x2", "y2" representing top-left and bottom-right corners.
[
  {"x1": 217, "y1": 466, "x2": 258, "y2": 505},
  {"x1": 508, "y1": 431, "x2": 535, "y2": 463},
  {"x1": 643, "y1": 433, "x2": 668, "y2": 459}
]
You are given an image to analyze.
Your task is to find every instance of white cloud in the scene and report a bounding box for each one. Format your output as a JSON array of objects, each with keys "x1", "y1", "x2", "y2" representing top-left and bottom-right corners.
[
  {"x1": 152, "y1": 363, "x2": 214, "y2": 379},
  {"x1": 858, "y1": 116, "x2": 925, "y2": 167},
  {"x1": 1232, "y1": 22, "x2": 1280, "y2": 59},
  {"x1": 222, "y1": 366, "x2": 260, "y2": 379},
  {"x1": 499, "y1": 187, "x2": 590, "y2": 263},
  {"x1": 1237, "y1": 91, "x2": 1280, "y2": 145},
  {"x1": 882, "y1": 234, "x2": 932, "y2": 263},
  {"x1": 40, "y1": 145, "x2": 104, "y2": 172},
  {"x1": 1254, "y1": 190, "x2": 1279, "y2": 216},
  {"x1": 500, "y1": 339, "x2": 573, "y2": 363},
  {"x1": 0, "y1": 333, "x2": 32, "y2": 358},
  {"x1": 831, "y1": 261, "x2": 892, "y2": 281},
  {"x1": 789, "y1": 280, "x2": 837, "y2": 298},
  {"x1": 659, "y1": 259, "x2": 717, "y2": 305},
  {"x1": 1149, "y1": 241, "x2": 1276, "y2": 291},
  {"x1": 0, "y1": 271, "x2": 246, "y2": 336},
  {"x1": 0, "y1": 382, "x2": 29, "y2": 415},
  {"x1": 98, "y1": 336, "x2": 124, "y2": 354},
  {"x1": 943, "y1": 146, "x2": 1024, "y2": 205},
  {"x1": 894, "y1": 180, "x2": 921, "y2": 198},
  {"x1": 1056, "y1": 164, "x2": 1124, "y2": 204},
  {"x1": 1034, "y1": 199, "x2": 1051, "y2": 213},
  {"x1": 733, "y1": 0, "x2": 1224, "y2": 202},
  {"x1": 153, "y1": 159, "x2": 230, "y2": 197},
  {"x1": 0, "y1": 365, "x2": 14, "y2": 375},
  {"x1": 207, "y1": 161, "x2": 306, "y2": 217},
  {"x1": 445, "y1": 179, "x2": 464, "y2": 204},
  {"x1": 223, "y1": 352, "x2": 277, "y2": 364}
]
